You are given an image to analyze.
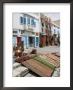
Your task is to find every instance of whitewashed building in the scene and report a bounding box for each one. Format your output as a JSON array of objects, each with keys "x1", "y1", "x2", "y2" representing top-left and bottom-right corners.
[
  {"x1": 12, "y1": 13, "x2": 40, "y2": 49},
  {"x1": 51, "y1": 22, "x2": 60, "y2": 37}
]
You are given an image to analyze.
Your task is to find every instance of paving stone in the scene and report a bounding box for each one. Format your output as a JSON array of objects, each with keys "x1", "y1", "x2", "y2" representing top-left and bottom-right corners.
[
  {"x1": 13, "y1": 66, "x2": 29, "y2": 77},
  {"x1": 52, "y1": 68, "x2": 60, "y2": 77},
  {"x1": 13, "y1": 62, "x2": 21, "y2": 69}
]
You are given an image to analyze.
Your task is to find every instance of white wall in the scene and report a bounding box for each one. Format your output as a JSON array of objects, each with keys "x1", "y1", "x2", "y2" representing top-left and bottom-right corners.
[
  {"x1": 12, "y1": 13, "x2": 25, "y2": 30},
  {"x1": 51, "y1": 26, "x2": 60, "y2": 37},
  {"x1": 12, "y1": 13, "x2": 40, "y2": 33},
  {"x1": 33, "y1": 19, "x2": 40, "y2": 32},
  {"x1": 25, "y1": 13, "x2": 39, "y2": 20}
]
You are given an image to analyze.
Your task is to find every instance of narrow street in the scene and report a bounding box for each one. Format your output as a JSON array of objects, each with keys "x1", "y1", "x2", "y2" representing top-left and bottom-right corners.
[{"x1": 27, "y1": 46, "x2": 60, "y2": 54}]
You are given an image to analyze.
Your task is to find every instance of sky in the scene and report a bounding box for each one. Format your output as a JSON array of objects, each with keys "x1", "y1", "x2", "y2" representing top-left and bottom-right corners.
[
  {"x1": 33, "y1": 13, "x2": 60, "y2": 21},
  {"x1": 44, "y1": 13, "x2": 60, "y2": 21}
]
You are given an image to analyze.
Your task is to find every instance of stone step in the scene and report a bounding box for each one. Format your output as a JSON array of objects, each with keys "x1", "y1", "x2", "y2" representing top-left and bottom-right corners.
[
  {"x1": 24, "y1": 73, "x2": 36, "y2": 77},
  {"x1": 52, "y1": 68, "x2": 60, "y2": 77},
  {"x1": 13, "y1": 62, "x2": 21, "y2": 69},
  {"x1": 13, "y1": 66, "x2": 29, "y2": 77}
]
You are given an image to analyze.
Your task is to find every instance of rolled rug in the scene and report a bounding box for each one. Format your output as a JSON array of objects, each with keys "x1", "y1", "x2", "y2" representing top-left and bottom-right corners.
[
  {"x1": 15, "y1": 55, "x2": 31, "y2": 63},
  {"x1": 47, "y1": 53, "x2": 60, "y2": 61},
  {"x1": 38, "y1": 53, "x2": 60, "y2": 61},
  {"x1": 21, "y1": 59, "x2": 54, "y2": 77},
  {"x1": 15, "y1": 54, "x2": 37, "y2": 63},
  {"x1": 32, "y1": 55, "x2": 56, "y2": 70},
  {"x1": 52, "y1": 52, "x2": 60, "y2": 57},
  {"x1": 37, "y1": 54, "x2": 60, "y2": 68}
]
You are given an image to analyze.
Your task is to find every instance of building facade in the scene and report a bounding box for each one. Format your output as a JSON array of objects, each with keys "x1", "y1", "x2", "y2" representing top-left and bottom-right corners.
[
  {"x1": 39, "y1": 13, "x2": 52, "y2": 47},
  {"x1": 12, "y1": 13, "x2": 40, "y2": 49},
  {"x1": 51, "y1": 22, "x2": 60, "y2": 37},
  {"x1": 50, "y1": 21, "x2": 60, "y2": 45},
  {"x1": 12, "y1": 13, "x2": 60, "y2": 49},
  {"x1": 39, "y1": 13, "x2": 60, "y2": 46}
]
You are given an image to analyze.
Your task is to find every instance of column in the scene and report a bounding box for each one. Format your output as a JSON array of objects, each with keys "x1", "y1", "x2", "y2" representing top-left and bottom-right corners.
[
  {"x1": 21, "y1": 36, "x2": 25, "y2": 49},
  {"x1": 26, "y1": 36, "x2": 29, "y2": 48}
]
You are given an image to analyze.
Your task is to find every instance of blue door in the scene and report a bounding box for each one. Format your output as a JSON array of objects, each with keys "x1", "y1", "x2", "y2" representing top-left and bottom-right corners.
[
  {"x1": 26, "y1": 36, "x2": 29, "y2": 48},
  {"x1": 33, "y1": 37, "x2": 35, "y2": 47},
  {"x1": 36, "y1": 37, "x2": 39, "y2": 47},
  {"x1": 21, "y1": 36, "x2": 25, "y2": 48},
  {"x1": 21, "y1": 36, "x2": 29, "y2": 49}
]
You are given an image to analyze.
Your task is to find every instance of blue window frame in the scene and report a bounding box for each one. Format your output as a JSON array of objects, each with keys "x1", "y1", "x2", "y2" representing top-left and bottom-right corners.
[
  {"x1": 27, "y1": 17, "x2": 30, "y2": 24},
  {"x1": 33, "y1": 21, "x2": 36, "y2": 27},
  {"x1": 24, "y1": 17, "x2": 26, "y2": 24},
  {"x1": 31, "y1": 18, "x2": 36, "y2": 26},
  {"x1": 31, "y1": 19, "x2": 34, "y2": 25},
  {"x1": 20, "y1": 17, "x2": 26, "y2": 24},
  {"x1": 20, "y1": 17, "x2": 23, "y2": 24},
  {"x1": 36, "y1": 37, "x2": 39, "y2": 46}
]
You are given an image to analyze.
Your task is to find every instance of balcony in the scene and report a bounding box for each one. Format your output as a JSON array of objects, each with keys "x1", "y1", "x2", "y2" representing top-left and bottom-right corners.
[
  {"x1": 24, "y1": 25, "x2": 34, "y2": 32},
  {"x1": 40, "y1": 32, "x2": 46, "y2": 35},
  {"x1": 13, "y1": 31, "x2": 18, "y2": 36}
]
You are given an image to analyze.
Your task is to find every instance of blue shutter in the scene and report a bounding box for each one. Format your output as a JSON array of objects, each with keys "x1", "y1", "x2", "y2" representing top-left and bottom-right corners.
[
  {"x1": 20, "y1": 17, "x2": 23, "y2": 24},
  {"x1": 24, "y1": 17, "x2": 26, "y2": 24},
  {"x1": 20, "y1": 17, "x2": 26, "y2": 24},
  {"x1": 31, "y1": 19, "x2": 34, "y2": 25},
  {"x1": 27, "y1": 17, "x2": 30, "y2": 24},
  {"x1": 36, "y1": 37, "x2": 39, "y2": 47},
  {"x1": 34, "y1": 22, "x2": 36, "y2": 26},
  {"x1": 31, "y1": 19, "x2": 36, "y2": 27}
]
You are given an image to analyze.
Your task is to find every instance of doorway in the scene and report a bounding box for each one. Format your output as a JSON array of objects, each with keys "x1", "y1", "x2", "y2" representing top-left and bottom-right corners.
[{"x1": 29, "y1": 37, "x2": 35, "y2": 47}]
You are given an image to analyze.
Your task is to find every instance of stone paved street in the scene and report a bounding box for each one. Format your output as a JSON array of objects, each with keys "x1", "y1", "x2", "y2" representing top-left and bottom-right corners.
[{"x1": 26, "y1": 46, "x2": 60, "y2": 54}]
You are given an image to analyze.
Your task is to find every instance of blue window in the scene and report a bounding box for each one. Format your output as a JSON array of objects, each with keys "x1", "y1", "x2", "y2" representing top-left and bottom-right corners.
[
  {"x1": 20, "y1": 17, "x2": 23, "y2": 24},
  {"x1": 31, "y1": 19, "x2": 34, "y2": 25},
  {"x1": 24, "y1": 17, "x2": 26, "y2": 24},
  {"x1": 36, "y1": 37, "x2": 39, "y2": 47},
  {"x1": 20, "y1": 17, "x2": 26, "y2": 24},
  {"x1": 27, "y1": 17, "x2": 30, "y2": 24},
  {"x1": 34, "y1": 22, "x2": 36, "y2": 26},
  {"x1": 31, "y1": 19, "x2": 36, "y2": 26}
]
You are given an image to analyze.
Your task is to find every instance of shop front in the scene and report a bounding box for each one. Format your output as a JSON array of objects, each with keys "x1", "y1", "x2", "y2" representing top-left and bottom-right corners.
[
  {"x1": 13, "y1": 30, "x2": 39, "y2": 49},
  {"x1": 28, "y1": 36, "x2": 35, "y2": 47},
  {"x1": 22, "y1": 35, "x2": 39, "y2": 49}
]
